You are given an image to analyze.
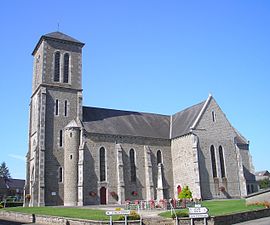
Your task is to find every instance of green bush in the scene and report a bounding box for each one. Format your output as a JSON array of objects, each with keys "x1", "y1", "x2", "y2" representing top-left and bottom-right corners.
[
  {"x1": 2, "y1": 202, "x2": 23, "y2": 207},
  {"x1": 117, "y1": 210, "x2": 140, "y2": 220},
  {"x1": 171, "y1": 211, "x2": 189, "y2": 218},
  {"x1": 178, "y1": 186, "x2": 192, "y2": 200}
]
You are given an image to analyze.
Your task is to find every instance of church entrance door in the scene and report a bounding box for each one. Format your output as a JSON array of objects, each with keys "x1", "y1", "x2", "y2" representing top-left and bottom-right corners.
[{"x1": 100, "y1": 187, "x2": 106, "y2": 205}]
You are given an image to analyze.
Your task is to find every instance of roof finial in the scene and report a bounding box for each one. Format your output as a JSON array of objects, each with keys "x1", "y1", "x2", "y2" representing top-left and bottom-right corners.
[{"x1": 57, "y1": 22, "x2": 60, "y2": 32}]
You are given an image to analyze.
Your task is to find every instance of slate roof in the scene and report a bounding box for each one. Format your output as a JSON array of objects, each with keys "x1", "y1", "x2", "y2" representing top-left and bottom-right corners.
[
  {"x1": 32, "y1": 31, "x2": 84, "y2": 55},
  {"x1": 43, "y1": 32, "x2": 84, "y2": 45},
  {"x1": 82, "y1": 100, "x2": 206, "y2": 139},
  {"x1": 171, "y1": 101, "x2": 205, "y2": 139},
  {"x1": 6, "y1": 179, "x2": 25, "y2": 189},
  {"x1": 83, "y1": 107, "x2": 170, "y2": 139}
]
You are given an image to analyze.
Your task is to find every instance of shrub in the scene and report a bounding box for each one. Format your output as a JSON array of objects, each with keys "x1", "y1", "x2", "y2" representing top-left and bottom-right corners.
[
  {"x1": 171, "y1": 210, "x2": 189, "y2": 218},
  {"x1": 179, "y1": 186, "x2": 192, "y2": 200},
  {"x1": 118, "y1": 210, "x2": 140, "y2": 220},
  {"x1": 247, "y1": 201, "x2": 270, "y2": 208}
]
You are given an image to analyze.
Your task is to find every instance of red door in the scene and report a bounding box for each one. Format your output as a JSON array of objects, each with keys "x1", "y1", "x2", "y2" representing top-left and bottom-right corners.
[{"x1": 100, "y1": 187, "x2": 106, "y2": 205}]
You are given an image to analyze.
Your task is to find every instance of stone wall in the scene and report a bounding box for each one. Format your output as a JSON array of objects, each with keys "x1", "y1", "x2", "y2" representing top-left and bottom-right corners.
[
  {"x1": 246, "y1": 188, "x2": 270, "y2": 204},
  {"x1": 171, "y1": 134, "x2": 201, "y2": 199},
  {"x1": 83, "y1": 133, "x2": 173, "y2": 205},
  {"x1": 193, "y1": 97, "x2": 244, "y2": 199}
]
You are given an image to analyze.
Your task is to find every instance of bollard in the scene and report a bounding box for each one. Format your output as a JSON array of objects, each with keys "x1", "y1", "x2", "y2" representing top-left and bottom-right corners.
[
  {"x1": 110, "y1": 215, "x2": 112, "y2": 225},
  {"x1": 125, "y1": 215, "x2": 127, "y2": 225}
]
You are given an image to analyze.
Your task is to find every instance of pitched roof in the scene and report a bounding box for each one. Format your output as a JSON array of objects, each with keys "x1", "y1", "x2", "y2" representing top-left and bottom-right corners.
[
  {"x1": 32, "y1": 31, "x2": 84, "y2": 55},
  {"x1": 82, "y1": 107, "x2": 170, "y2": 139},
  {"x1": 171, "y1": 101, "x2": 206, "y2": 139},
  {"x1": 5, "y1": 179, "x2": 25, "y2": 189},
  {"x1": 82, "y1": 98, "x2": 208, "y2": 139},
  {"x1": 43, "y1": 32, "x2": 84, "y2": 45}
]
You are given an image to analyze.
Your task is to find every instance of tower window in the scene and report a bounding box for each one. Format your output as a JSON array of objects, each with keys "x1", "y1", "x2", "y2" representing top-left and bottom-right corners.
[
  {"x1": 63, "y1": 53, "x2": 69, "y2": 83},
  {"x1": 212, "y1": 111, "x2": 216, "y2": 122},
  {"x1": 59, "y1": 167, "x2": 63, "y2": 182},
  {"x1": 54, "y1": 51, "x2": 60, "y2": 82},
  {"x1": 130, "y1": 149, "x2": 136, "y2": 182},
  {"x1": 59, "y1": 130, "x2": 63, "y2": 147},
  {"x1": 100, "y1": 147, "x2": 106, "y2": 181},
  {"x1": 157, "y1": 150, "x2": 162, "y2": 165},
  {"x1": 64, "y1": 100, "x2": 68, "y2": 117},
  {"x1": 210, "y1": 145, "x2": 217, "y2": 178},
  {"x1": 55, "y1": 99, "x2": 59, "y2": 116},
  {"x1": 219, "y1": 146, "x2": 226, "y2": 178}
]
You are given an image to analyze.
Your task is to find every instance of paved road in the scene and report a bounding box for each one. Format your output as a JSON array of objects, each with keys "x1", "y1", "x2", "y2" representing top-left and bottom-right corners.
[{"x1": 233, "y1": 217, "x2": 270, "y2": 225}]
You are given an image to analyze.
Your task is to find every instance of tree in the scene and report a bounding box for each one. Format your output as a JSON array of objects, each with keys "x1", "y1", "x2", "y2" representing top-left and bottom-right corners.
[
  {"x1": 178, "y1": 186, "x2": 193, "y2": 208},
  {"x1": 178, "y1": 186, "x2": 192, "y2": 200},
  {"x1": 0, "y1": 162, "x2": 12, "y2": 182},
  {"x1": 259, "y1": 178, "x2": 270, "y2": 189}
]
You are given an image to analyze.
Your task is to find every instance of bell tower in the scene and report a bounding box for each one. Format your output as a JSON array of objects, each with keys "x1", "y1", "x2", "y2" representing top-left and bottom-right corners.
[{"x1": 26, "y1": 32, "x2": 84, "y2": 206}]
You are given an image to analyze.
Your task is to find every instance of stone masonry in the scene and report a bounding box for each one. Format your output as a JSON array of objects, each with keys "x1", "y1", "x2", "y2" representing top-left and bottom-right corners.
[{"x1": 25, "y1": 31, "x2": 257, "y2": 206}]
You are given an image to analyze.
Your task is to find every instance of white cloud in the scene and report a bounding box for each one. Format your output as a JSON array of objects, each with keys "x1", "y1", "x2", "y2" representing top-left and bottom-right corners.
[{"x1": 8, "y1": 154, "x2": 25, "y2": 162}]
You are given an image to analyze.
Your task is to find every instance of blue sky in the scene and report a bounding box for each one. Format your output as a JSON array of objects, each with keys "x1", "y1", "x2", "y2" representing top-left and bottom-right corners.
[{"x1": 0, "y1": 0, "x2": 269, "y2": 179}]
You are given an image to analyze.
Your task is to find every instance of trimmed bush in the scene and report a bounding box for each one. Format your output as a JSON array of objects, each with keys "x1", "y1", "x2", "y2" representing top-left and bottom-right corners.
[
  {"x1": 118, "y1": 210, "x2": 140, "y2": 220},
  {"x1": 171, "y1": 210, "x2": 189, "y2": 218}
]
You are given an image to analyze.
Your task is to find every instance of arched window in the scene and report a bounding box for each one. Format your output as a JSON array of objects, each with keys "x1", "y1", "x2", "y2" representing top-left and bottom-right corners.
[
  {"x1": 212, "y1": 111, "x2": 216, "y2": 122},
  {"x1": 130, "y1": 149, "x2": 136, "y2": 182},
  {"x1": 55, "y1": 99, "x2": 59, "y2": 116},
  {"x1": 59, "y1": 167, "x2": 63, "y2": 182},
  {"x1": 210, "y1": 145, "x2": 217, "y2": 178},
  {"x1": 219, "y1": 146, "x2": 226, "y2": 178},
  {"x1": 63, "y1": 53, "x2": 69, "y2": 83},
  {"x1": 59, "y1": 130, "x2": 63, "y2": 147},
  {"x1": 157, "y1": 150, "x2": 162, "y2": 165},
  {"x1": 100, "y1": 147, "x2": 106, "y2": 181},
  {"x1": 64, "y1": 100, "x2": 68, "y2": 117},
  {"x1": 54, "y1": 51, "x2": 60, "y2": 82}
]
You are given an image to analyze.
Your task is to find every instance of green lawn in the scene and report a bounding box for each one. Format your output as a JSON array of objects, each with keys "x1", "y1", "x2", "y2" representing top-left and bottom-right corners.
[
  {"x1": 2, "y1": 199, "x2": 266, "y2": 220},
  {"x1": 159, "y1": 199, "x2": 265, "y2": 218},
  {"x1": 2, "y1": 207, "x2": 117, "y2": 221}
]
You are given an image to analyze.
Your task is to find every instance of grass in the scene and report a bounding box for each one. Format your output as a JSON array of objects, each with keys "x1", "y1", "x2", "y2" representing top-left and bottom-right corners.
[
  {"x1": 159, "y1": 199, "x2": 265, "y2": 218},
  {"x1": 2, "y1": 199, "x2": 266, "y2": 220},
  {"x1": 2, "y1": 207, "x2": 118, "y2": 221}
]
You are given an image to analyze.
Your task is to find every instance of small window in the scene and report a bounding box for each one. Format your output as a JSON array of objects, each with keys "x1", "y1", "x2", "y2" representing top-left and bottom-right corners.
[
  {"x1": 219, "y1": 146, "x2": 226, "y2": 178},
  {"x1": 55, "y1": 99, "x2": 59, "y2": 116},
  {"x1": 130, "y1": 149, "x2": 136, "y2": 182},
  {"x1": 70, "y1": 132, "x2": 72, "y2": 138},
  {"x1": 70, "y1": 154, "x2": 73, "y2": 160},
  {"x1": 100, "y1": 147, "x2": 106, "y2": 181},
  {"x1": 157, "y1": 150, "x2": 162, "y2": 165},
  {"x1": 210, "y1": 145, "x2": 217, "y2": 178},
  {"x1": 59, "y1": 130, "x2": 63, "y2": 147},
  {"x1": 212, "y1": 111, "x2": 216, "y2": 122},
  {"x1": 59, "y1": 167, "x2": 63, "y2": 182},
  {"x1": 54, "y1": 52, "x2": 60, "y2": 82},
  {"x1": 63, "y1": 53, "x2": 69, "y2": 83},
  {"x1": 64, "y1": 100, "x2": 68, "y2": 117}
]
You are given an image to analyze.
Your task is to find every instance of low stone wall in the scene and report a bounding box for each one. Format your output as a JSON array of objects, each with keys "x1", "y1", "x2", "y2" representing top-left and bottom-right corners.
[
  {"x1": 246, "y1": 188, "x2": 270, "y2": 204},
  {"x1": 1, "y1": 208, "x2": 270, "y2": 225},
  {"x1": 0, "y1": 210, "x2": 141, "y2": 225}
]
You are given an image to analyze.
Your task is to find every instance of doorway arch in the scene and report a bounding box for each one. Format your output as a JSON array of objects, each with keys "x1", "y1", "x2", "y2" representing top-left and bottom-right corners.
[{"x1": 100, "y1": 187, "x2": 106, "y2": 205}]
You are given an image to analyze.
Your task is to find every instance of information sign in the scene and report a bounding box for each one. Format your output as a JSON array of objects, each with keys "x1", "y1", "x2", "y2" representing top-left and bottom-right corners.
[
  {"x1": 189, "y1": 207, "x2": 208, "y2": 214},
  {"x1": 106, "y1": 210, "x2": 130, "y2": 216},
  {"x1": 189, "y1": 213, "x2": 209, "y2": 219}
]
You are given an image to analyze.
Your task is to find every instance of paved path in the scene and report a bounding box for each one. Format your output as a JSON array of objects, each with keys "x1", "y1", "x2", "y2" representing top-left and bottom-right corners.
[{"x1": 233, "y1": 216, "x2": 270, "y2": 225}]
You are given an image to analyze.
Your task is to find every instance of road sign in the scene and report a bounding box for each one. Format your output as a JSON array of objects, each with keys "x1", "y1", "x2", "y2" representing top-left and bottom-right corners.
[
  {"x1": 106, "y1": 210, "x2": 130, "y2": 216},
  {"x1": 189, "y1": 213, "x2": 209, "y2": 219},
  {"x1": 188, "y1": 207, "x2": 208, "y2": 214}
]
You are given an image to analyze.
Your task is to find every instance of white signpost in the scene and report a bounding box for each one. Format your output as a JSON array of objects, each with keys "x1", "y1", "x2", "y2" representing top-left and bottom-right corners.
[
  {"x1": 188, "y1": 206, "x2": 209, "y2": 225},
  {"x1": 106, "y1": 210, "x2": 130, "y2": 225}
]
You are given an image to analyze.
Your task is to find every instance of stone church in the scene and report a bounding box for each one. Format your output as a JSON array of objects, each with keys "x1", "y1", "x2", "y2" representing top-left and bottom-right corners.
[{"x1": 25, "y1": 31, "x2": 257, "y2": 206}]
